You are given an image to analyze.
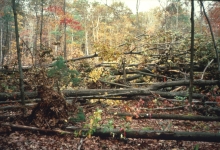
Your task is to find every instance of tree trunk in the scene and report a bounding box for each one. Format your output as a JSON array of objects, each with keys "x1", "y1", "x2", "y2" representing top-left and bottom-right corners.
[
  {"x1": 0, "y1": 23, "x2": 2, "y2": 66},
  {"x1": 34, "y1": 6, "x2": 39, "y2": 65},
  {"x1": 200, "y1": 0, "x2": 220, "y2": 71},
  {"x1": 1, "y1": 79, "x2": 219, "y2": 101},
  {"x1": 189, "y1": 0, "x2": 195, "y2": 111},
  {"x1": 11, "y1": 0, "x2": 25, "y2": 108},
  {"x1": 110, "y1": 113, "x2": 220, "y2": 121},
  {"x1": 39, "y1": 0, "x2": 44, "y2": 49},
  {"x1": 63, "y1": 0, "x2": 67, "y2": 59},
  {"x1": 3, "y1": 123, "x2": 220, "y2": 142},
  {"x1": 72, "y1": 128, "x2": 220, "y2": 142}
]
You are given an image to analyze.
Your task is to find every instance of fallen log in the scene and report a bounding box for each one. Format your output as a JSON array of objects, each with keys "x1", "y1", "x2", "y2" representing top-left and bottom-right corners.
[
  {"x1": 0, "y1": 79, "x2": 218, "y2": 101},
  {"x1": 110, "y1": 113, "x2": 220, "y2": 121},
  {"x1": 99, "y1": 79, "x2": 132, "y2": 88},
  {"x1": 0, "y1": 92, "x2": 38, "y2": 101},
  {"x1": 63, "y1": 89, "x2": 204, "y2": 99},
  {"x1": 142, "y1": 106, "x2": 185, "y2": 110},
  {"x1": 68, "y1": 127, "x2": 220, "y2": 142},
  {"x1": 0, "y1": 105, "x2": 34, "y2": 110},
  {"x1": 0, "y1": 99, "x2": 41, "y2": 104},
  {"x1": 114, "y1": 74, "x2": 143, "y2": 83},
  {"x1": 148, "y1": 79, "x2": 220, "y2": 90},
  {"x1": 1, "y1": 96, "x2": 217, "y2": 105},
  {"x1": 65, "y1": 79, "x2": 219, "y2": 97},
  {"x1": 1, "y1": 123, "x2": 71, "y2": 134},
  {"x1": 0, "y1": 89, "x2": 205, "y2": 101},
  {"x1": 2, "y1": 123, "x2": 220, "y2": 142},
  {"x1": 111, "y1": 68, "x2": 152, "y2": 75},
  {"x1": 0, "y1": 115, "x2": 20, "y2": 120}
]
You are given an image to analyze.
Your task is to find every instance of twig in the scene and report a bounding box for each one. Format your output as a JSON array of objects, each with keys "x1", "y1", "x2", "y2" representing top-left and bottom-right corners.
[
  {"x1": 77, "y1": 138, "x2": 84, "y2": 150},
  {"x1": 99, "y1": 79, "x2": 132, "y2": 88},
  {"x1": 136, "y1": 70, "x2": 173, "y2": 79},
  {"x1": 141, "y1": 106, "x2": 185, "y2": 111},
  {"x1": 201, "y1": 59, "x2": 214, "y2": 79},
  {"x1": 80, "y1": 92, "x2": 131, "y2": 99},
  {"x1": 171, "y1": 86, "x2": 185, "y2": 92}
]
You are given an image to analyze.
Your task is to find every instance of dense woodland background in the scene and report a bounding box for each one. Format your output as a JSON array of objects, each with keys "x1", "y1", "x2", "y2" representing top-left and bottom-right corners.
[
  {"x1": 0, "y1": 0, "x2": 218, "y2": 68},
  {"x1": 0, "y1": 0, "x2": 220, "y2": 149}
]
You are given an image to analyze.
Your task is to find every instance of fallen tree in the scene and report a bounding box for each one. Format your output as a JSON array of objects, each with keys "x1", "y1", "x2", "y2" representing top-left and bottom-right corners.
[
  {"x1": 1, "y1": 123, "x2": 71, "y2": 134},
  {"x1": 0, "y1": 80, "x2": 218, "y2": 101},
  {"x1": 109, "y1": 113, "x2": 220, "y2": 121},
  {"x1": 2, "y1": 123, "x2": 220, "y2": 142},
  {"x1": 0, "y1": 89, "x2": 205, "y2": 101},
  {"x1": 92, "y1": 129, "x2": 220, "y2": 142}
]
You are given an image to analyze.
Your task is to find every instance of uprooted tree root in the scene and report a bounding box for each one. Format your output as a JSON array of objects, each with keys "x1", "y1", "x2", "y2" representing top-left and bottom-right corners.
[{"x1": 28, "y1": 85, "x2": 69, "y2": 129}]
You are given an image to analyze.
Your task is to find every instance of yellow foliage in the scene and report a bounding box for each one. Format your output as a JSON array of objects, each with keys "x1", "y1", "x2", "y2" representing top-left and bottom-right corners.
[
  {"x1": 90, "y1": 99, "x2": 123, "y2": 106},
  {"x1": 94, "y1": 42, "x2": 122, "y2": 61},
  {"x1": 93, "y1": 111, "x2": 102, "y2": 121},
  {"x1": 88, "y1": 67, "x2": 104, "y2": 82},
  {"x1": 103, "y1": 99, "x2": 122, "y2": 106},
  {"x1": 17, "y1": 14, "x2": 24, "y2": 28}
]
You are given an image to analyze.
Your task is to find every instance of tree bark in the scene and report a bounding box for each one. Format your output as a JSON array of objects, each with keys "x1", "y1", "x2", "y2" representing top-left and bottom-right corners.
[
  {"x1": 11, "y1": 0, "x2": 25, "y2": 107},
  {"x1": 0, "y1": 79, "x2": 219, "y2": 101},
  {"x1": 39, "y1": 0, "x2": 44, "y2": 49},
  {"x1": 0, "y1": 23, "x2": 2, "y2": 66},
  {"x1": 33, "y1": 2, "x2": 39, "y2": 65},
  {"x1": 63, "y1": 0, "x2": 67, "y2": 59},
  {"x1": 110, "y1": 113, "x2": 220, "y2": 121},
  {"x1": 1, "y1": 123, "x2": 71, "y2": 134},
  {"x1": 3, "y1": 123, "x2": 220, "y2": 142},
  {"x1": 189, "y1": 0, "x2": 195, "y2": 111},
  {"x1": 72, "y1": 127, "x2": 220, "y2": 142}
]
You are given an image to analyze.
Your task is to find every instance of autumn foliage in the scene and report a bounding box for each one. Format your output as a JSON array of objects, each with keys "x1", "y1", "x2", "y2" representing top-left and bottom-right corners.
[
  {"x1": 208, "y1": 2, "x2": 220, "y2": 36},
  {"x1": 45, "y1": 5, "x2": 82, "y2": 30}
]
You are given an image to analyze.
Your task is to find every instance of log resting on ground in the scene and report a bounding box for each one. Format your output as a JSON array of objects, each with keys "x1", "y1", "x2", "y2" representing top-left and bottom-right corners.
[
  {"x1": 2, "y1": 123, "x2": 220, "y2": 142},
  {"x1": 0, "y1": 80, "x2": 219, "y2": 101},
  {"x1": 109, "y1": 113, "x2": 220, "y2": 121},
  {"x1": 0, "y1": 90, "x2": 204, "y2": 101}
]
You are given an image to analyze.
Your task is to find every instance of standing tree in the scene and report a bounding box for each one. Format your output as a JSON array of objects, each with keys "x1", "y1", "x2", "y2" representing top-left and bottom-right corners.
[
  {"x1": 11, "y1": 0, "x2": 25, "y2": 109},
  {"x1": 63, "y1": 0, "x2": 67, "y2": 59},
  {"x1": 39, "y1": 0, "x2": 44, "y2": 49},
  {"x1": 160, "y1": 0, "x2": 190, "y2": 32},
  {"x1": 45, "y1": 3, "x2": 82, "y2": 58},
  {"x1": 0, "y1": 1, "x2": 14, "y2": 66},
  {"x1": 189, "y1": 0, "x2": 195, "y2": 111}
]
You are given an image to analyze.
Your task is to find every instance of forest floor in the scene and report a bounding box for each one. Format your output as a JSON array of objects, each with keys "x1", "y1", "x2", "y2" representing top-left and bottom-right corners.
[{"x1": 0, "y1": 99, "x2": 220, "y2": 150}]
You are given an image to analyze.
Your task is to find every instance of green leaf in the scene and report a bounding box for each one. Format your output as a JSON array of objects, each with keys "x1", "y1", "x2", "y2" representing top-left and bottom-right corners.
[
  {"x1": 69, "y1": 107, "x2": 86, "y2": 122},
  {"x1": 194, "y1": 144, "x2": 199, "y2": 150},
  {"x1": 47, "y1": 56, "x2": 80, "y2": 87}
]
